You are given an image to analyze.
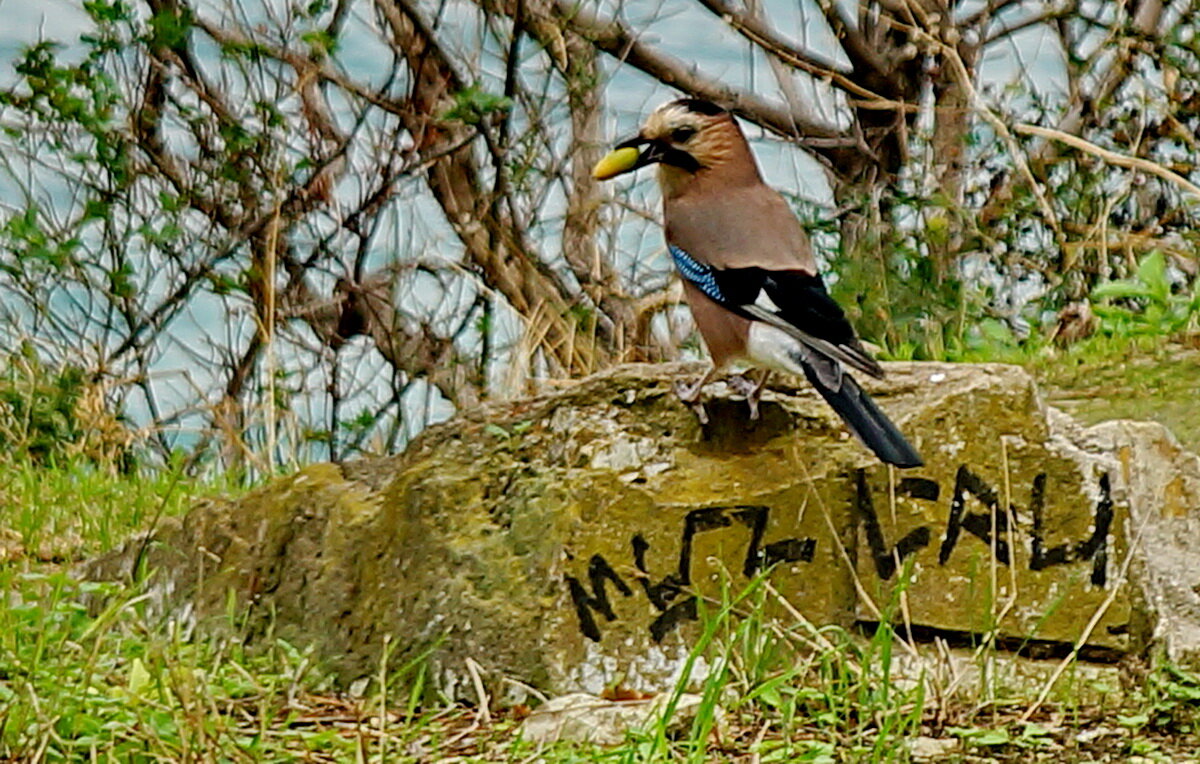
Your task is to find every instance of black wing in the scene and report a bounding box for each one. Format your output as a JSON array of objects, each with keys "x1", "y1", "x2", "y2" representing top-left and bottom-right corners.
[
  {"x1": 670, "y1": 244, "x2": 921, "y2": 467},
  {"x1": 670, "y1": 244, "x2": 882, "y2": 379}
]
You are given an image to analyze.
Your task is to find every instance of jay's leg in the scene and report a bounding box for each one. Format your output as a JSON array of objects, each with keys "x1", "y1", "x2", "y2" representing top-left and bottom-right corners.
[
  {"x1": 673, "y1": 366, "x2": 717, "y2": 425},
  {"x1": 728, "y1": 369, "x2": 771, "y2": 420}
]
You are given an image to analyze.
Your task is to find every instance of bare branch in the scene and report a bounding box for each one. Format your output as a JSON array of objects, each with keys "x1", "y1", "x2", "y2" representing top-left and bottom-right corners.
[
  {"x1": 697, "y1": 0, "x2": 844, "y2": 74},
  {"x1": 961, "y1": 0, "x2": 1028, "y2": 29},
  {"x1": 813, "y1": 0, "x2": 891, "y2": 78},
  {"x1": 552, "y1": 0, "x2": 845, "y2": 142},
  {"x1": 284, "y1": 271, "x2": 484, "y2": 410},
  {"x1": 984, "y1": 2, "x2": 1079, "y2": 46},
  {"x1": 695, "y1": 0, "x2": 917, "y2": 113},
  {"x1": 376, "y1": 0, "x2": 609, "y2": 375},
  {"x1": 935, "y1": 37, "x2": 1068, "y2": 251},
  {"x1": 193, "y1": 16, "x2": 417, "y2": 121},
  {"x1": 1015, "y1": 123, "x2": 1200, "y2": 200}
]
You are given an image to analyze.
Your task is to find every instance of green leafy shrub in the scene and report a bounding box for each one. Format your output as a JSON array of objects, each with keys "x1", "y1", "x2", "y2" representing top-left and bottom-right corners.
[
  {"x1": 0, "y1": 347, "x2": 133, "y2": 467},
  {"x1": 1090, "y1": 251, "x2": 1200, "y2": 340}
]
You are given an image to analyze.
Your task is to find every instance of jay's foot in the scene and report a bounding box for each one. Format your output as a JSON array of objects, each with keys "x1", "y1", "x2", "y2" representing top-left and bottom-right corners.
[
  {"x1": 673, "y1": 369, "x2": 716, "y2": 425},
  {"x1": 727, "y1": 371, "x2": 771, "y2": 420}
]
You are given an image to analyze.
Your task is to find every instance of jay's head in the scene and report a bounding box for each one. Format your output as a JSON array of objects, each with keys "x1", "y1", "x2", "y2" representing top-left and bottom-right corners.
[{"x1": 593, "y1": 98, "x2": 754, "y2": 188}]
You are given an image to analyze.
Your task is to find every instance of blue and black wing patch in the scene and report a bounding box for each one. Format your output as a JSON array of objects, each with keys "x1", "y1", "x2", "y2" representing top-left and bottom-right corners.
[
  {"x1": 670, "y1": 245, "x2": 724, "y2": 302},
  {"x1": 668, "y1": 243, "x2": 883, "y2": 379}
]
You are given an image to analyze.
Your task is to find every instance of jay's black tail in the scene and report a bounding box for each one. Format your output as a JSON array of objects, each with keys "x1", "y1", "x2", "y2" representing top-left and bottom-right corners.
[{"x1": 798, "y1": 357, "x2": 923, "y2": 468}]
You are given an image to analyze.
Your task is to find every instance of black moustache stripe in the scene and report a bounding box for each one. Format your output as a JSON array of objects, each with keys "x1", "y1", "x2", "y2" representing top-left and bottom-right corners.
[{"x1": 660, "y1": 147, "x2": 702, "y2": 172}]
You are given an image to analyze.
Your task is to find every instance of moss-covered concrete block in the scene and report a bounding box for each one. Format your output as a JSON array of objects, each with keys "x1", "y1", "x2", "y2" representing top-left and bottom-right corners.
[{"x1": 84, "y1": 362, "x2": 1200, "y2": 697}]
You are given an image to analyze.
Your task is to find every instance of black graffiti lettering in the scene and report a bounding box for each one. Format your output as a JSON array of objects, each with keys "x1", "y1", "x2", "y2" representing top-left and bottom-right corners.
[
  {"x1": 630, "y1": 508, "x2": 732, "y2": 611},
  {"x1": 733, "y1": 506, "x2": 769, "y2": 577},
  {"x1": 632, "y1": 505, "x2": 795, "y2": 641},
  {"x1": 632, "y1": 534, "x2": 684, "y2": 610},
  {"x1": 628, "y1": 509, "x2": 732, "y2": 641},
  {"x1": 1079, "y1": 473, "x2": 1113, "y2": 586},
  {"x1": 762, "y1": 538, "x2": 816, "y2": 566},
  {"x1": 1026, "y1": 472, "x2": 1112, "y2": 586},
  {"x1": 1029, "y1": 473, "x2": 1070, "y2": 569},
  {"x1": 567, "y1": 466, "x2": 1117, "y2": 643},
  {"x1": 633, "y1": 506, "x2": 773, "y2": 604},
  {"x1": 565, "y1": 554, "x2": 633, "y2": 642},
  {"x1": 899, "y1": 477, "x2": 940, "y2": 501},
  {"x1": 650, "y1": 599, "x2": 698, "y2": 643},
  {"x1": 855, "y1": 470, "x2": 933, "y2": 579},
  {"x1": 939, "y1": 466, "x2": 1011, "y2": 565},
  {"x1": 678, "y1": 507, "x2": 735, "y2": 584}
]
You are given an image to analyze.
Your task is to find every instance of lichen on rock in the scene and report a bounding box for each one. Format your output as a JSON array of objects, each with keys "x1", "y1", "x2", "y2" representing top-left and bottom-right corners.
[{"x1": 84, "y1": 362, "x2": 1200, "y2": 698}]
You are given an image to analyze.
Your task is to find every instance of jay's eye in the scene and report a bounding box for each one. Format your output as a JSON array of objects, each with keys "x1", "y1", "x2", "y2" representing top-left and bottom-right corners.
[{"x1": 671, "y1": 126, "x2": 697, "y2": 143}]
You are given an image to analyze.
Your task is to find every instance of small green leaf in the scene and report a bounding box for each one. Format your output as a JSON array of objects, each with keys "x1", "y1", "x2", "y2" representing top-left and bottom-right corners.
[
  {"x1": 1116, "y1": 713, "x2": 1148, "y2": 728},
  {"x1": 948, "y1": 725, "x2": 1011, "y2": 746},
  {"x1": 148, "y1": 8, "x2": 192, "y2": 49},
  {"x1": 484, "y1": 423, "x2": 509, "y2": 439},
  {"x1": 1091, "y1": 280, "x2": 1153, "y2": 302},
  {"x1": 127, "y1": 657, "x2": 151, "y2": 699},
  {"x1": 441, "y1": 84, "x2": 512, "y2": 126},
  {"x1": 301, "y1": 29, "x2": 338, "y2": 55},
  {"x1": 1136, "y1": 250, "x2": 1168, "y2": 303}
]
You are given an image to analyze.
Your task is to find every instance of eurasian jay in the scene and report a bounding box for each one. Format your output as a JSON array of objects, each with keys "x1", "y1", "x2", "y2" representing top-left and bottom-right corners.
[{"x1": 593, "y1": 98, "x2": 922, "y2": 468}]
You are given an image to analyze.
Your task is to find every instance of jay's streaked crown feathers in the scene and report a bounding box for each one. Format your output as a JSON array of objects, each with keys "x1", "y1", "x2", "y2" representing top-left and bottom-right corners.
[{"x1": 594, "y1": 98, "x2": 923, "y2": 468}]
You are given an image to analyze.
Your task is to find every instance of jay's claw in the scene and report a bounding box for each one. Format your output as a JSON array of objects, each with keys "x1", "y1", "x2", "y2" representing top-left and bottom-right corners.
[
  {"x1": 673, "y1": 369, "x2": 716, "y2": 425},
  {"x1": 673, "y1": 377, "x2": 710, "y2": 424},
  {"x1": 727, "y1": 371, "x2": 771, "y2": 421}
]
